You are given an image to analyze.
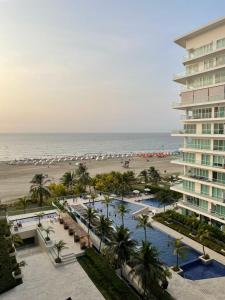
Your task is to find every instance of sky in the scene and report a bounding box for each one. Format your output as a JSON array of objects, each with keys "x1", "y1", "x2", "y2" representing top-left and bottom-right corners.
[{"x1": 1, "y1": 0, "x2": 225, "y2": 133}]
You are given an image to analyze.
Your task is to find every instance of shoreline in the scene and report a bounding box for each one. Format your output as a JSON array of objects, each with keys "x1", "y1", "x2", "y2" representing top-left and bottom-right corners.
[{"x1": 0, "y1": 156, "x2": 182, "y2": 204}]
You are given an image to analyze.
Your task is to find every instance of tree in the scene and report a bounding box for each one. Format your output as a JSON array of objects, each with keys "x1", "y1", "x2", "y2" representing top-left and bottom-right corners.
[
  {"x1": 105, "y1": 226, "x2": 136, "y2": 276},
  {"x1": 136, "y1": 214, "x2": 153, "y2": 242},
  {"x1": 60, "y1": 171, "x2": 75, "y2": 193},
  {"x1": 30, "y1": 174, "x2": 51, "y2": 206},
  {"x1": 83, "y1": 207, "x2": 97, "y2": 246},
  {"x1": 102, "y1": 195, "x2": 112, "y2": 218},
  {"x1": 90, "y1": 193, "x2": 97, "y2": 205},
  {"x1": 43, "y1": 226, "x2": 55, "y2": 241},
  {"x1": 75, "y1": 163, "x2": 91, "y2": 190},
  {"x1": 139, "y1": 170, "x2": 149, "y2": 183},
  {"x1": 36, "y1": 212, "x2": 45, "y2": 227},
  {"x1": 118, "y1": 203, "x2": 130, "y2": 227},
  {"x1": 96, "y1": 215, "x2": 113, "y2": 252},
  {"x1": 156, "y1": 190, "x2": 169, "y2": 212},
  {"x1": 130, "y1": 241, "x2": 171, "y2": 298},
  {"x1": 197, "y1": 228, "x2": 210, "y2": 258},
  {"x1": 172, "y1": 238, "x2": 189, "y2": 271},
  {"x1": 18, "y1": 197, "x2": 30, "y2": 212},
  {"x1": 54, "y1": 240, "x2": 67, "y2": 263},
  {"x1": 148, "y1": 167, "x2": 161, "y2": 185}
]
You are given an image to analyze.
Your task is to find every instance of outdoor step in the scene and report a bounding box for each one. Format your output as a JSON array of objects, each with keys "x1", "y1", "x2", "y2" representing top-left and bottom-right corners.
[{"x1": 61, "y1": 253, "x2": 76, "y2": 258}]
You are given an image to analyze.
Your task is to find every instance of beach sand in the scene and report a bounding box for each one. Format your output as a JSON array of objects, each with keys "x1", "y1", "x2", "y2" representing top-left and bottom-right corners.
[{"x1": 0, "y1": 156, "x2": 182, "y2": 203}]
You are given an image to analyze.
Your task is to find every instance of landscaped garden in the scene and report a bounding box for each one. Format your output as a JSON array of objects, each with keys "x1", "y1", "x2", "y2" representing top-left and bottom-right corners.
[{"x1": 154, "y1": 210, "x2": 225, "y2": 256}]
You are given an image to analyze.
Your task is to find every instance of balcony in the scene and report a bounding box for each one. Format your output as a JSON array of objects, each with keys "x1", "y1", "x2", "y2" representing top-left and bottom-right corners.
[
  {"x1": 171, "y1": 183, "x2": 225, "y2": 205},
  {"x1": 172, "y1": 158, "x2": 225, "y2": 172},
  {"x1": 172, "y1": 94, "x2": 225, "y2": 109},
  {"x1": 180, "y1": 173, "x2": 225, "y2": 189},
  {"x1": 178, "y1": 201, "x2": 225, "y2": 223},
  {"x1": 171, "y1": 130, "x2": 196, "y2": 135}
]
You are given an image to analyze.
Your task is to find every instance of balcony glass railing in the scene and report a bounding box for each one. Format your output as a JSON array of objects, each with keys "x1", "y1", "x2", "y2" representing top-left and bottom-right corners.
[
  {"x1": 172, "y1": 130, "x2": 196, "y2": 134},
  {"x1": 183, "y1": 173, "x2": 225, "y2": 187},
  {"x1": 173, "y1": 94, "x2": 225, "y2": 108},
  {"x1": 186, "y1": 143, "x2": 211, "y2": 150},
  {"x1": 174, "y1": 158, "x2": 225, "y2": 170}
]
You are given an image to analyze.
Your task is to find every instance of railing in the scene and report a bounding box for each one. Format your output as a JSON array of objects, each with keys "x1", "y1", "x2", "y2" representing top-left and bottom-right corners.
[
  {"x1": 173, "y1": 158, "x2": 225, "y2": 170},
  {"x1": 185, "y1": 144, "x2": 211, "y2": 150},
  {"x1": 172, "y1": 94, "x2": 225, "y2": 108},
  {"x1": 172, "y1": 130, "x2": 196, "y2": 134},
  {"x1": 181, "y1": 114, "x2": 212, "y2": 120},
  {"x1": 183, "y1": 173, "x2": 225, "y2": 187},
  {"x1": 7, "y1": 206, "x2": 55, "y2": 216}
]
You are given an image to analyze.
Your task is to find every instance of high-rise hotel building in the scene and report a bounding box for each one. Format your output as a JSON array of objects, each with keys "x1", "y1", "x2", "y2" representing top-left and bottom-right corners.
[{"x1": 171, "y1": 17, "x2": 225, "y2": 229}]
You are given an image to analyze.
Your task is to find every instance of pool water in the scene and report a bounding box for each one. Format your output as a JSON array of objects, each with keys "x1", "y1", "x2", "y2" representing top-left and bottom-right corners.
[
  {"x1": 90, "y1": 199, "x2": 200, "y2": 267},
  {"x1": 140, "y1": 198, "x2": 165, "y2": 208},
  {"x1": 181, "y1": 259, "x2": 225, "y2": 280}
]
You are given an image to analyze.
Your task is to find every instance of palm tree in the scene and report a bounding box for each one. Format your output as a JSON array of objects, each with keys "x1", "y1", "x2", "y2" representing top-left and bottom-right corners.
[
  {"x1": 43, "y1": 226, "x2": 55, "y2": 241},
  {"x1": 75, "y1": 163, "x2": 91, "y2": 190},
  {"x1": 197, "y1": 228, "x2": 210, "y2": 258},
  {"x1": 105, "y1": 225, "x2": 136, "y2": 276},
  {"x1": 60, "y1": 171, "x2": 75, "y2": 193},
  {"x1": 30, "y1": 174, "x2": 51, "y2": 206},
  {"x1": 96, "y1": 215, "x2": 113, "y2": 252},
  {"x1": 136, "y1": 214, "x2": 153, "y2": 242},
  {"x1": 148, "y1": 166, "x2": 161, "y2": 185},
  {"x1": 139, "y1": 170, "x2": 149, "y2": 183},
  {"x1": 117, "y1": 203, "x2": 130, "y2": 227},
  {"x1": 36, "y1": 212, "x2": 45, "y2": 227},
  {"x1": 18, "y1": 196, "x2": 30, "y2": 212},
  {"x1": 130, "y1": 241, "x2": 171, "y2": 298},
  {"x1": 172, "y1": 238, "x2": 189, "y2": 271},
  {"x1": 103, "y1": 195, "x2": 112, "y2": 218},
  {"x1": 156, "y1": 190, "x2": 169, "y2": 212},
  {"x1": 54, "y1": 240, "x2": 67, "y2": 263},
  {"x1": 83, "y1": 207, "x2": 97, "y2": 246}
]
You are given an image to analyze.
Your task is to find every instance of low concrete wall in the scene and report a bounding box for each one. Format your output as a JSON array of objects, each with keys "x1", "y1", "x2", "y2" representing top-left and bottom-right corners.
[{"x1": 132, "y1": 206, "x2": 149, "y2": 218}]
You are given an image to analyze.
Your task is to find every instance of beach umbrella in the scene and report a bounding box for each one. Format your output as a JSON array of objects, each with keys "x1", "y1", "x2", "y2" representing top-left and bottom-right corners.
[
  {"x1": 133, "y1": 190, "x2": 140, "y2": 194},
  {"x1": 144, "y1": 188, "x2": 151, "y2": 192}
]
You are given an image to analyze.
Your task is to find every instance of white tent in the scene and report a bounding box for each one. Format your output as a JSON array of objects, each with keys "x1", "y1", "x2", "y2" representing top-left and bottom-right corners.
[
  {"x1": 133, "y1": 190, "x2": 140, "y2": 194},
  {"x1": 144, "y1": 188, "x2": 151, "y2": 192}
]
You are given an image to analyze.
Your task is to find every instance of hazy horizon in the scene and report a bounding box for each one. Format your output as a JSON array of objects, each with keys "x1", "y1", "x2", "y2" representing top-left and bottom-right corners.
[{"x1": 1, "y1": 0, "x2": 225, "y2": 133}]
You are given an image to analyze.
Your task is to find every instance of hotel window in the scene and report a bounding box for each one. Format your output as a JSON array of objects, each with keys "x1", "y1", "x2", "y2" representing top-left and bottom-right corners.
[
  {"x1": 217, "y1": 37, "x2": 225, "y2": 49},
  {"x1": 189, "y1": 42, "x2": 213, "y2": 58},
  {"x1": 214, "y1": 123, "x2": 225, "y2": 134},
  {"x1": 201, "y1": 184, "x2": 209, "y2": 195},
  {"x1": 214, "y1": 106, "x2": 225, "y2": 118},
  {"x1": 186, "y1": 63, "x2": 199, "y2": 75},
  {"x1": 183, "y1": 152, "x2": 195, "y2": 163},
  {"x1": 204, "y1": 58, "x2": 214, "y2": 70},
  {"x1": 188, "y1": 139, "x2": 210, "y2": 150},
  {"x1": 213, "y1": 155, "x2": 225, "y2": 167},
  {"x1": 201, "y1": 154, "x2": 210, "y2": 166},
  {"x1": 215, "y1": 205, "x2": 225, "y2": 217},
  {"x1": 184, "y1": 124, "x2": 196, "y2": 134},
  {"x1": 213, "y1": 171, "x2": 225, "y2": 184},
  {"x1": 188, "y1": 74, "x2": 213, "y2": 89},
  {"x1": 190, "y1": 168, "x2": 208, "y2": 179},
  {"x1": 193, "y1": 108, "x2": 211, "y2": 119},
  {"x1": 202, "y1": 123, "x2": 211, "y2": 134},
  {"x1": 215, "y1": 69, "x2": 225, "y2": 84},
  {"x1": 216, "y1": 54, "x2": 225, "y2": 66},
  {"x1": 186, "y1": 196, "x2": 208, "y2": 210},
  {"x1": 214, "y1": 140, "x2": 225, "y2": 151},
  {"x1": 183, "y1": 180, "x2": 195, "y2": 191},
  {"x1": 212, "y1": 187, "x2": 224, "y2": 201}
]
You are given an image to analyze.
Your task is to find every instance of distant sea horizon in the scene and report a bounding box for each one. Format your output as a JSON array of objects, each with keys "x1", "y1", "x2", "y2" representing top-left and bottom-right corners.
[{"x1": 0, "y1": 132, "x2": 181, "y2": 161}]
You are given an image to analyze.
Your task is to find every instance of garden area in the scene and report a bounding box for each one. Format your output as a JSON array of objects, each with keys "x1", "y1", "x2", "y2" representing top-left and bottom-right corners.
[{"x1": 154, "y1": 210, "x2": 225, "y2": 256}]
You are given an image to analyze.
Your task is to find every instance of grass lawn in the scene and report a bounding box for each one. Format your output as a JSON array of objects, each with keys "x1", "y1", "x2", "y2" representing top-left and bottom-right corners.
[{"x1": 77, "y1": 248, "x2": 139, "y2": 300}]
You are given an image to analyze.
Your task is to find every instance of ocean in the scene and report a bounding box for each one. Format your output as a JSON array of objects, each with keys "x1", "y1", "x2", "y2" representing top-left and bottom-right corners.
[{"x1": 0, "y1": 133, "x2": 181, "y2": 161}]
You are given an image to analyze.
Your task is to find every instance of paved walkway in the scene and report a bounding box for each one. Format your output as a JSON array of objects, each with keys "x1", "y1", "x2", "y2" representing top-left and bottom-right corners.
[{"x1": 2, "y1": 247, "x2": 104, "y2": 300}]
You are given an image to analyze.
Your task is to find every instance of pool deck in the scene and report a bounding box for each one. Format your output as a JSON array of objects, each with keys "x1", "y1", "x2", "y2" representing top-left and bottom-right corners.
[
  {"x1": 153, "y1": 220, "x2": 225, "y2": 300},
  {"x1": 1, "y1": 246, "x2": 104, "y2": 300}
]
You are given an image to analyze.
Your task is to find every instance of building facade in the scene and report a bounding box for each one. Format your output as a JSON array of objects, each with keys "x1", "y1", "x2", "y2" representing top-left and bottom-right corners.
[{"x1": 171, "y1": 17, "x2": 225, "y2": 229}]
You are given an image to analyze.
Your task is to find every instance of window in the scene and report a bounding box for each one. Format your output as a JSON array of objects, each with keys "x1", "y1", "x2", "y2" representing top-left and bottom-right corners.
[
  {"x1": 213, "y1": 171, "x2": 225, "y2": 184},
  {"x1": 202, "y1": 123, "x2": 211, "y2": 134},
  {"x1": 187, "y1": 139, "x2": 211, "y2": 150},
  {"x1": 214, "y1": 106, "x2": 225, "y2": 118},
  {"x1": 215, "y1": 69, "x2": 225, "y2": 84},
  {"x1": 216, "y1": 54, "x2": 225, "y2": 66},
  {"x1": 217, "y1": 38, "x2": 225, "y2": 49},
  {"x1": 189, "y1": 42, "x2": 213, "y2": 58},
  {"x1": 188, "y1": 74, "x2": 213, "y2": 89},
  {"x1": 204, "y1": 58, "x2": 214, "y2": 69},
  {"x1": 192, "y1": 108, "x2": 212, "y2": 119},
  {"x1": 201, "y1": 154, "x2": 210, "y2": 166},
  {"x1": 213, "y1": 155, "x2": 225, "y2": 167},
  {"x1": 214, "y1": 123, "x2": 224, "y2": 134},
  {"x1": 201, "y1": 184, "x2": 209, "y2": 195},
  {"x1": 215, "y1": 205, "x2": 225, "y2": 217},
  {"x1": 189, "y1": 168, "x2": 208, "y2": 180},
  {"x1": 186, "y1": 196, "x2": 208, "y2": 210},
  {"x1": 183, "y1": 153, "x2": 195, "y2": 163},
  {"x1": 184, "y1": 124, "x2": 196, "y2": 134},
  {"x1": 186, "y1": 63, "x2": 199, "y2": 75},
  {"x1": 212, "y1": 187, "x2": 224, "y2": 201},
  {"x1": 183, "y1": 180, "x2": 195, "y2": 191},
  {"x1": 214, "y1": 140, "x2": 225, "y2": 151}
]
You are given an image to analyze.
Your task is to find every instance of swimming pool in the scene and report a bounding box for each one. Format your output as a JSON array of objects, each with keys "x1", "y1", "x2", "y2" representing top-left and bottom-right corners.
[
  {"x1": 140, "y1": 198, "x2": 165, "y2": 208},
  {"x1": 180, "y1": 259, "x2": 225, "y2": 280},
  {"x1": 89, "y1": 199, "x2": 200, "y2": 267},
  {"x1": 14, "y1": 212, "x2": 57, "y2": 224}
]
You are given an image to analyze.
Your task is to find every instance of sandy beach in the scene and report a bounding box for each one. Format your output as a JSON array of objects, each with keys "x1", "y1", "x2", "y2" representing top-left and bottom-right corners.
[{"x1": 0, "y1": 156, "x2": 182, "y2": 203}]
